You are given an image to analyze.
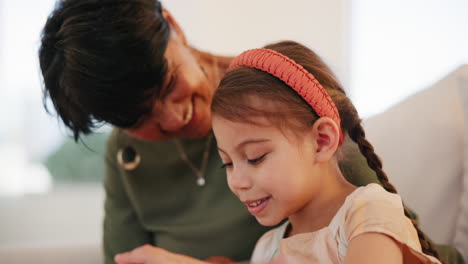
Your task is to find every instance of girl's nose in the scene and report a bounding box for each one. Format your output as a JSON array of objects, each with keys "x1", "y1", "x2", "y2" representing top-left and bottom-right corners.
[{"x1": 228, "y1": 168, "x2": 253, "y2": 191}]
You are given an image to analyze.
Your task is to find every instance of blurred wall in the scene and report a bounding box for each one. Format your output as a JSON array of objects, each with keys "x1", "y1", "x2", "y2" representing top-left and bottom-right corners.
[{"x1": 162, "y1": 0, "x2": 351, "y2": 87}]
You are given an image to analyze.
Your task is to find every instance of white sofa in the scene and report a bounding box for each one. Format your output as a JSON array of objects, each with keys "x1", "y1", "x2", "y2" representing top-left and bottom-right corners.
[{"x1": 364, "y1": 64, "x2": 468, "y2": 260}]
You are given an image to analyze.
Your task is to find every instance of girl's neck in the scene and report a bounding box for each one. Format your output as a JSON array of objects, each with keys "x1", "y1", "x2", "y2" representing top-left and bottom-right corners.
[{"x1": 287, "y1": 163, "x2": 357, "y2": 237}]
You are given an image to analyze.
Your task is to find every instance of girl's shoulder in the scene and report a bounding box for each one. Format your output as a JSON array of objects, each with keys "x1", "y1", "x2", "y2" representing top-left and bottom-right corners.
[
  {"x1": 332, "y1": 184, "x2": 441, "y2": 263},
  {"x1": 331, "y1": 183, "x2": 406, "y2": 236},
  {"x1": 344, "y1": 183, "x2": 402, "y2": 205},
  {"x1": 330, "y1": 183, "x2": 403, "y2": 228}
]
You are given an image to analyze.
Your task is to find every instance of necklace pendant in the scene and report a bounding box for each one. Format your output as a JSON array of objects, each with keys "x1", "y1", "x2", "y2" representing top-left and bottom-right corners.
[{"x1": 197, "y1": 177, "x2": 206, "y2": 186}]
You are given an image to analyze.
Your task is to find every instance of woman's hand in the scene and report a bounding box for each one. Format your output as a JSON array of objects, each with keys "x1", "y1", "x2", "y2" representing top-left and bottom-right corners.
[
  {"x1": 114, "y1": 244, "x2": 209, "y2": 264},
  {"x1": 114, "y1": 245, "x2": 288, "y2": 264}
]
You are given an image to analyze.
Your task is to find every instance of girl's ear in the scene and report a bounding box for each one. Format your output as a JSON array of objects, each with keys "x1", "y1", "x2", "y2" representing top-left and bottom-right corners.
[
  {"x1": 311, "y1": 117, "x2": 341, "y2": 163},
  {"x1": 162, "y1": 9, "x2": 188, "y2": 45}
]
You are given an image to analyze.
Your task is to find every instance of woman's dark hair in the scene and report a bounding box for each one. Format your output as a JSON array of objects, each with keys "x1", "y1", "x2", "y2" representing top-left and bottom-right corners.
[
  {"x1": 212, "y1": 40, "x2": 443, "y2": 262},
  {"x1": 39, "y1": 0, "x2": 170, "y2": 141}
]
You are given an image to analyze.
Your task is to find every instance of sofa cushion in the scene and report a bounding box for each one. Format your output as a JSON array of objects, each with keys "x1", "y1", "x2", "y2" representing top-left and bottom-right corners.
[{"x1": 363, "y1": 65, "x2": 468, "y2": 260}]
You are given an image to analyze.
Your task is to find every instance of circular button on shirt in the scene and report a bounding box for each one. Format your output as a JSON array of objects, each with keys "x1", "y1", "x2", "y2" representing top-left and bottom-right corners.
[{"x1": 117, "y1": 146, "x2": 140, "y2": 171}]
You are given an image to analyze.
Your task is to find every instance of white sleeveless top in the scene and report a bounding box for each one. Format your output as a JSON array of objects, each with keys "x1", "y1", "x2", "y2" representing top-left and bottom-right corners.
[{"x1": 251, "y1": 184, "x2": 441, "y2": 264}]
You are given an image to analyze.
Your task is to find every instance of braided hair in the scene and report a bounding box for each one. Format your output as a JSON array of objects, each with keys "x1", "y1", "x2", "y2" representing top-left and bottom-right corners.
[{"x1": 211, "y1": 40, "x2": 443, "y2": 262}]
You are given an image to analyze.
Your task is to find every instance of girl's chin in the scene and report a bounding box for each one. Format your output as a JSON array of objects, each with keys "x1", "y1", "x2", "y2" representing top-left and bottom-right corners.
[{"x1": 256, "y1": 217, "x2": 283, "y2": 227}]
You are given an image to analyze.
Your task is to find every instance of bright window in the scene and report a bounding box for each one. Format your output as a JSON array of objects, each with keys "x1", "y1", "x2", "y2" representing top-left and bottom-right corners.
[{"x1": 350, "y1": 0, "x2": 468, "y2": 118}]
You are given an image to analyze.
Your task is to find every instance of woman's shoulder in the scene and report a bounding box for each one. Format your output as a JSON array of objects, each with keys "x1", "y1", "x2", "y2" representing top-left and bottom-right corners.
[
  {"x1": 106, "y1": 128, "x2": 182, "y2": 159},
  {"x1": 105, "y1": 130, "x2": 222, "y2": 180},
  {"x1": 104, "y1": 128, "x2": 184, "y2": 175},
  {"x1": 107, "y1": 128, "x2": 170, "y2": 149}
]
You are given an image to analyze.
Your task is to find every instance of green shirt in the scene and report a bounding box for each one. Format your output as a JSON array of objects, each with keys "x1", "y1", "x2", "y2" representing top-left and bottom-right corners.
[{"x1": 103, "y1": 129, "x2": 271, "y2": 264}]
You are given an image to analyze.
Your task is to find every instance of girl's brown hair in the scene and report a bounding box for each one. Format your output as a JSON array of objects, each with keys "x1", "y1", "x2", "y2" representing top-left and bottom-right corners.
[{"x1": 211, "y1": 40, "x2": 442, "y2": 261}]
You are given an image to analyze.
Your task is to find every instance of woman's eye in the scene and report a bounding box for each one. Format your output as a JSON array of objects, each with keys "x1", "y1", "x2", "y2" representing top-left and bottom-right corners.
[
  {"x1": 160, "y1": 73, "x2": 178, "y2": 98},
  {"x1": 248, "y1": 153, "x2": 267, "y2": 165},
  {"x1": 221, "y1": 162, "x2": 233, "y2": 169}
]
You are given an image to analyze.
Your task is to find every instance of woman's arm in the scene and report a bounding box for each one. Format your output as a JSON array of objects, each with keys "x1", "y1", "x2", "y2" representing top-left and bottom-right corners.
[{"x1": 344, "y1": 233, "x2": 403, "y2": 264}]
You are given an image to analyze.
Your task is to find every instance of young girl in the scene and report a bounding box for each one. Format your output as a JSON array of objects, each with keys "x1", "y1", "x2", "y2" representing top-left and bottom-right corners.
[
  {"x1": 114, "y1": 41, "x2": 446, "y2": 264},
  {"x1": 210, "y1": 41, "x2": 443, "y2": 264}
]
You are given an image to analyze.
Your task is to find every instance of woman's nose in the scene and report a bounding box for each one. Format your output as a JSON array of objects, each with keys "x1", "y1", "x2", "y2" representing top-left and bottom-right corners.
[{"x1": 158, "y1": 100, "x2": 190, "y2": 132}]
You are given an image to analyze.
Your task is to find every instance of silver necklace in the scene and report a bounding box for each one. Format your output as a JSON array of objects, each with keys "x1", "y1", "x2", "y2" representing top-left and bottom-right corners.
[
  {"x1": 174, "y1": 54, "x2": 219, "y2": 186},
  {"x1": 174, "y1": 134, "x2": 213, "y2": 186}
]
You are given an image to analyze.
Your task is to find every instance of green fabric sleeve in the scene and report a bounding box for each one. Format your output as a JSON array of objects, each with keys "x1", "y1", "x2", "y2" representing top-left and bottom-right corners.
[
  {"x1": 102, "y1": 131, "x2": 152, "y2": 264},
  {"x1": 435, "y1": 244, "x2": 466, "y2": 264},
  {"x1": 339, "y1": 137, "x2": 380, "y2": 187}
]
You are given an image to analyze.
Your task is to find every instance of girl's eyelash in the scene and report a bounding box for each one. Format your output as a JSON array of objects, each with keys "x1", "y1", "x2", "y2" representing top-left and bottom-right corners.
[
  {"x1": 220, "y1": 153, "x2": 268, "y2": 169},
  {"x1": 248, "y1": 153, "x2": 267, "y2": 165}
]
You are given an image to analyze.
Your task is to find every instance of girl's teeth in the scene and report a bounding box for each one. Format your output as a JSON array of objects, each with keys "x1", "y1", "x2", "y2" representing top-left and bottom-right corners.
[{"x1": 249, "y1": 198, "x2": 265, "y2": 207}]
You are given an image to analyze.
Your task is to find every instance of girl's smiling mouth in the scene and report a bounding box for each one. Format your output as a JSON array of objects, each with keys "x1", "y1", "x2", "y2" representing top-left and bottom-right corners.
[{"x1": 243, "y1": 196, "x2": 271, "y2": 215}]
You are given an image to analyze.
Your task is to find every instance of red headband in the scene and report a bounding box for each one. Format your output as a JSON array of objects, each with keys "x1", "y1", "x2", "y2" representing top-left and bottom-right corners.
[{"x1": 228, "y1": 48, "x2": 343, "y2": 144}]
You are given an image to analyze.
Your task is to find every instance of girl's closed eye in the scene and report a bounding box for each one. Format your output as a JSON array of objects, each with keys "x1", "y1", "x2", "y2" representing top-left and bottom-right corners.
[
  {"x1": 220, "y1": 153, "x2": 268, "y2": 168},
  {"x1": 248, "y1": 153, "x2": 268, "y2": 165}
]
